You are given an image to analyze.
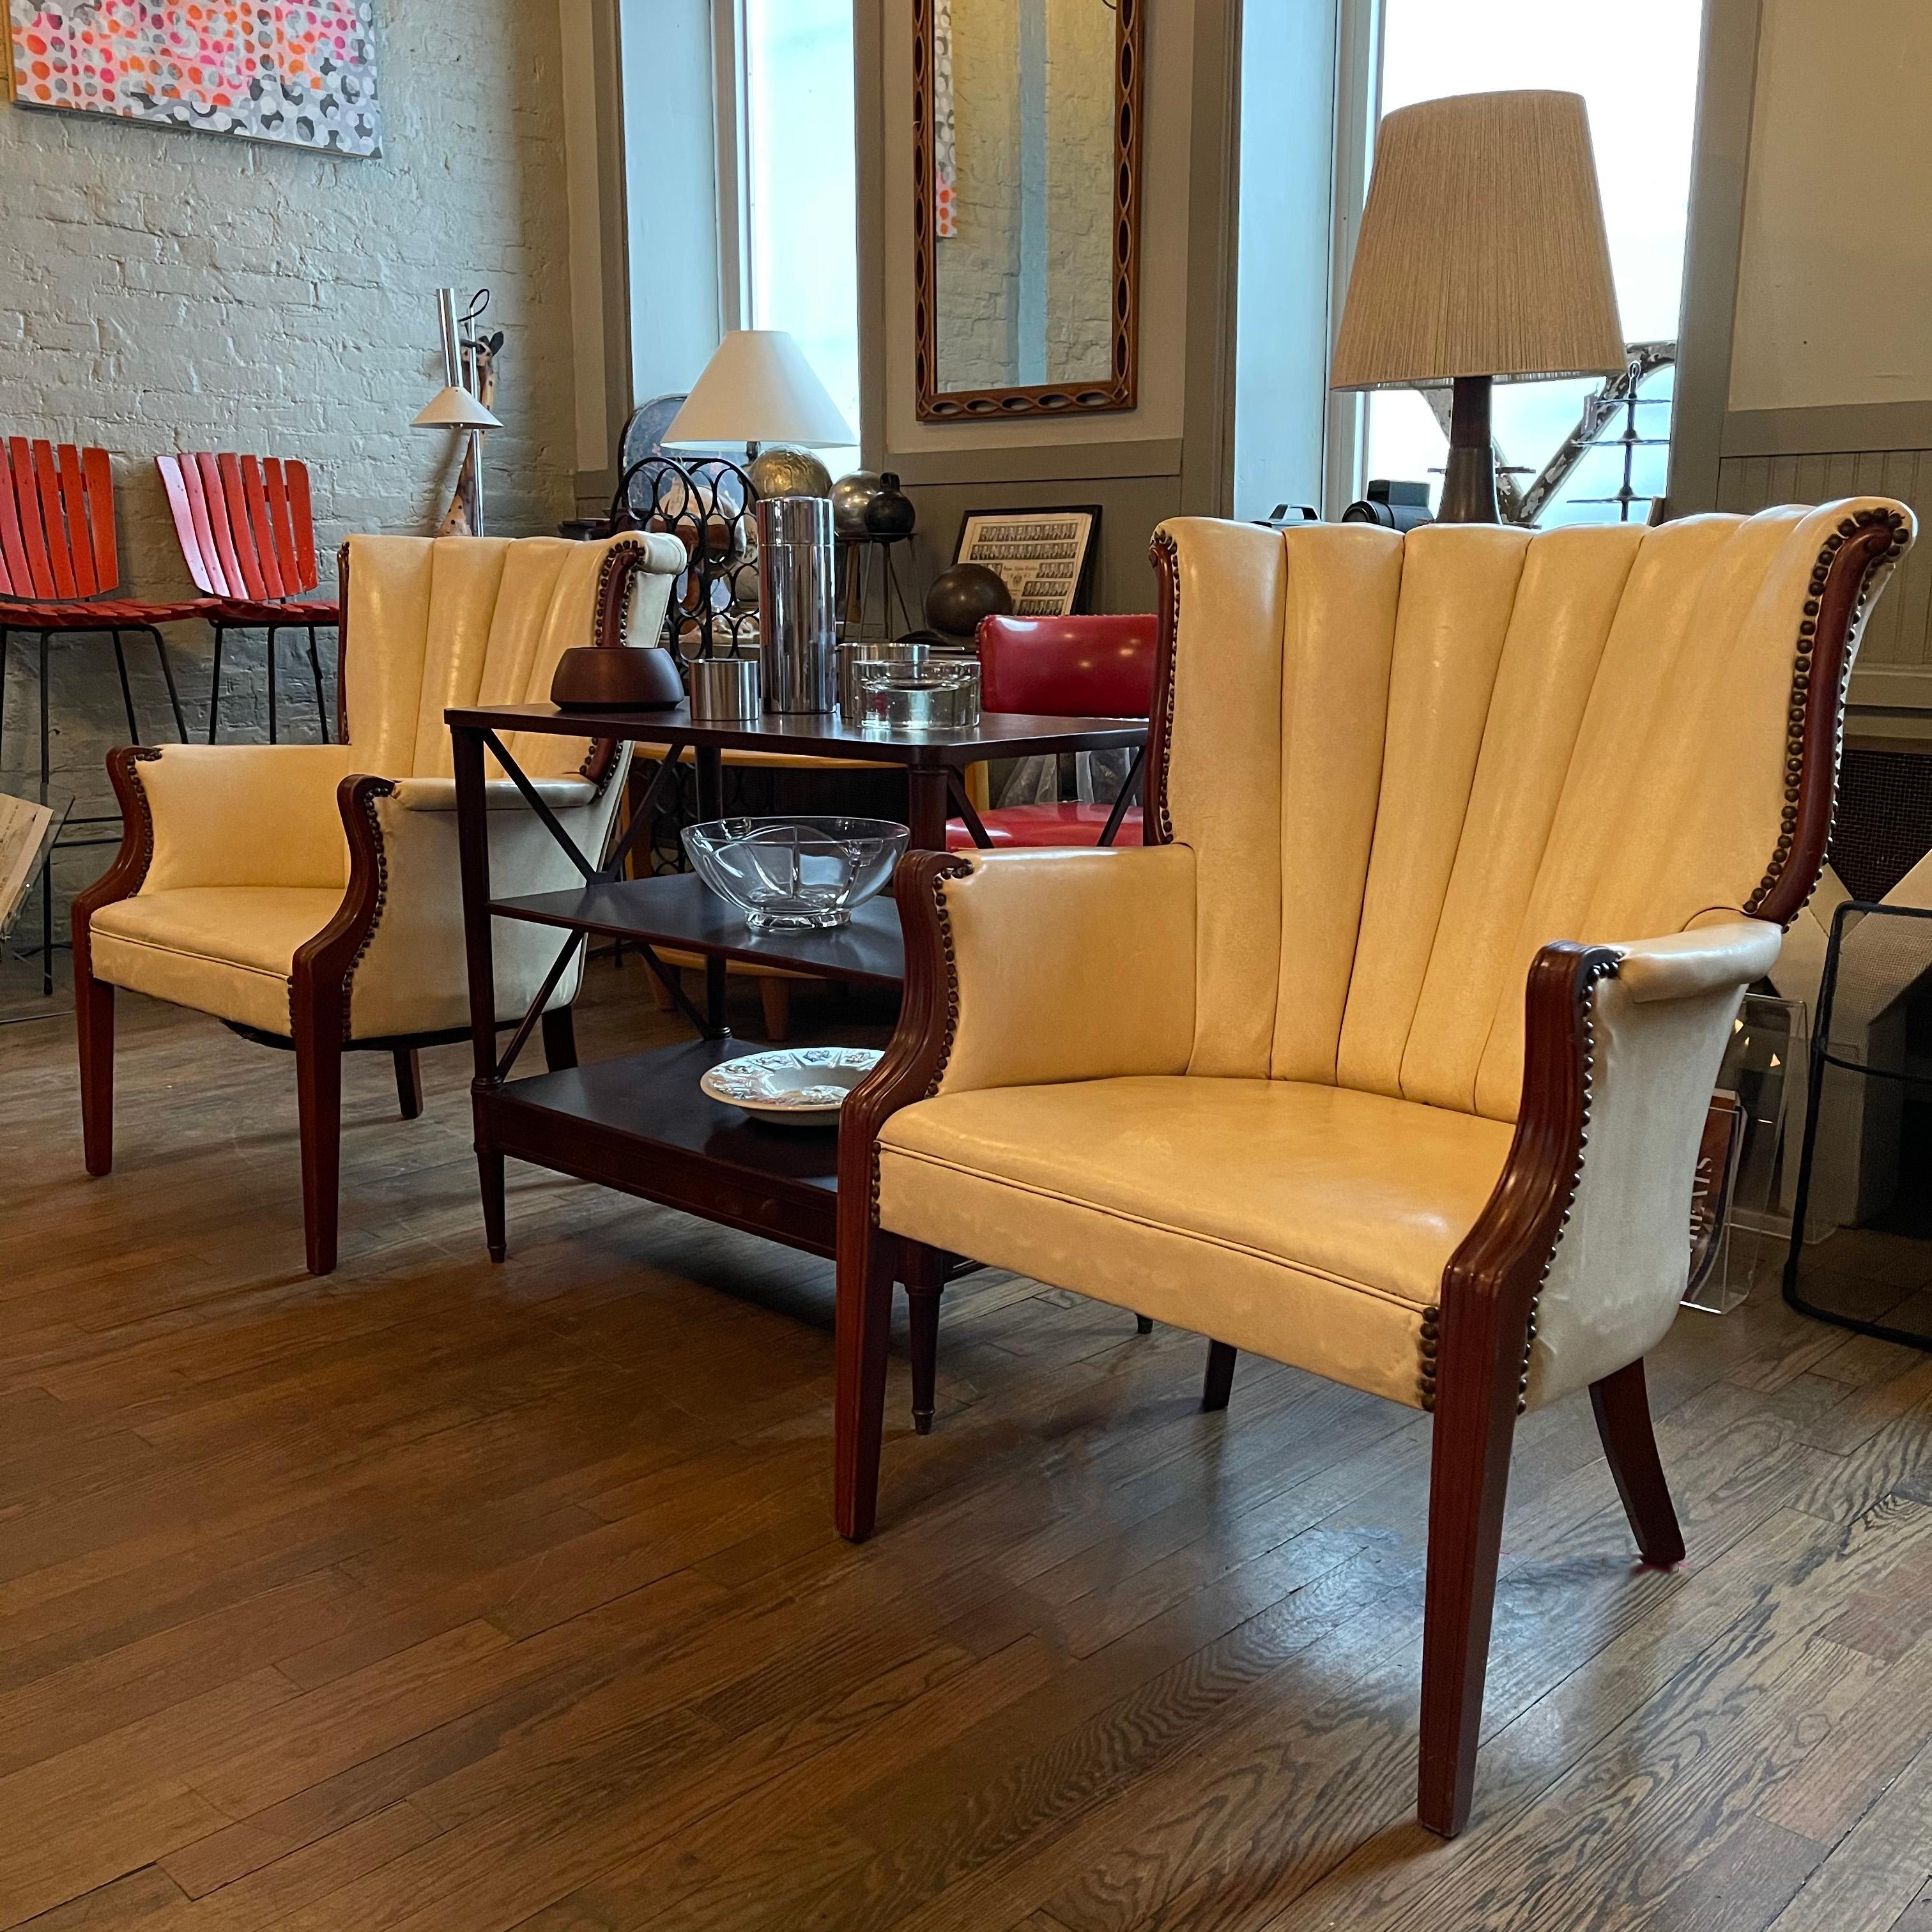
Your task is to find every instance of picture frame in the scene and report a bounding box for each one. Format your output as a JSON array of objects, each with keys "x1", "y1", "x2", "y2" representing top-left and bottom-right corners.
[{"x1": 953, "y1": 505, "x2": 1101, "y2": 619}]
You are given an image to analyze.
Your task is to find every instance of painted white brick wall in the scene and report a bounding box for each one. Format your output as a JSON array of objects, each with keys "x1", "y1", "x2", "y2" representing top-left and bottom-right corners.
[{"x1": 0, "y1": 0, "x2": 579, "y2": 939}]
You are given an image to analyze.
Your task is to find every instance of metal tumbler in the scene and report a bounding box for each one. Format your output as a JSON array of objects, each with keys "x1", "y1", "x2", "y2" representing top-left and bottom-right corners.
[
  {"x1": 689, "y1": 655, "x2": 761, "y2": 720},
  {"x1": 756, "y1": 494, "x2": 836, "y2": 713}
]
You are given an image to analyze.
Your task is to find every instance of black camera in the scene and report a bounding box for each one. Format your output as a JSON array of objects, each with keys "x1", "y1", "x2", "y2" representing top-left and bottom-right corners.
[{"x1": 1340, "y1": 479, "x2": 1432, "y2": 532}]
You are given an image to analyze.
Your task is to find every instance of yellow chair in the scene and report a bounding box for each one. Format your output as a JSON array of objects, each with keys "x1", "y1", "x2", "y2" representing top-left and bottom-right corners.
[
  {"x1": 73, "y1": 531, "x2": 685, "y2": 1275},
  {"x1": 834, "y1": 499, "x2": 1912, "y2": 1836}
]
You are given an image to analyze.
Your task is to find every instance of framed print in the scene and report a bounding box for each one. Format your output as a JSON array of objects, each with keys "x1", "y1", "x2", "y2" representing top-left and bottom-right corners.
[
  {"x1": 5, "y1": 3, "x2": 383, "y2": 155},
  {"x1": 953, "y1": 505, "x2": 1100, "y2": 618}
]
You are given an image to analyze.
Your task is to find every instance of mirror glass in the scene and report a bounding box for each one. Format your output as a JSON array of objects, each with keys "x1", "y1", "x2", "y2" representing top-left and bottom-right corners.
[{"x1": 931, "y1": 0, "x2": 1119, "y2": 395}]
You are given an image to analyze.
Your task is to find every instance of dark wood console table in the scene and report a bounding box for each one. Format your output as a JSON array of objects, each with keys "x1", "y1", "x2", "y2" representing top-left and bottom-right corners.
[{"x1": 445, "y1": 700, "x2": 1146, "y2": 1266}]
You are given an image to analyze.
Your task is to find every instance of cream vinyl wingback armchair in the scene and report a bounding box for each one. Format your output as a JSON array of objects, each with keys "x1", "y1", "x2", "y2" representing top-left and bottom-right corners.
[
  {"x1": 73, "y1": 532, "x2": 684, "y2": 1276},
  {"x1": 834, "y1": 499, "x2": 1913, "y2": 1837}
]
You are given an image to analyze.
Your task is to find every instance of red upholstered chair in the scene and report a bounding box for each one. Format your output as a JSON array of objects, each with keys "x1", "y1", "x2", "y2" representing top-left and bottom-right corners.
[
  {"x1": 157, "y1": 452, "x2": 342, "y2": 744},
  {"x1": 1, "y1": 437, "x2": 209, "y2": 990},
  {"x1": 946, "y1": 613, "x2": 1158, "y2": 851}
]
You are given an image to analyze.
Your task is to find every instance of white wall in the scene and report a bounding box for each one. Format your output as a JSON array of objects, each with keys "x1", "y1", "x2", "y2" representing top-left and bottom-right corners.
[
  {"x1": 1729, "y1": 1, "x2": 1932, "y2": 413},
  {"x1": 0, "y1": 0, "x2": 579, "y2": 919}
]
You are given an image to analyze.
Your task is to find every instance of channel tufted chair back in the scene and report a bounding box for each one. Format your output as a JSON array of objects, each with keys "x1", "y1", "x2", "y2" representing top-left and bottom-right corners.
[
  {"x1": 341, "y1": 533, "x2": 675, "y2": 781},
  {"x1": 1156, "y1": 503, "x2": 1911, "y2": 1119}
]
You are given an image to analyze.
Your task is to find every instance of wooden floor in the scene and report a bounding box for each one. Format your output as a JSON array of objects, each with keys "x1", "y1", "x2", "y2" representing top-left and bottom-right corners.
[{"x1": 4, "y1": 960, "x2": 1932, "y2": 1931}]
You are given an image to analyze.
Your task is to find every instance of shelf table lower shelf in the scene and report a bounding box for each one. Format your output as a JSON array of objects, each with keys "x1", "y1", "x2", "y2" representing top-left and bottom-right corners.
[{"x1": 482, "y1": 1036, "x2": 868, "y2": 1259}]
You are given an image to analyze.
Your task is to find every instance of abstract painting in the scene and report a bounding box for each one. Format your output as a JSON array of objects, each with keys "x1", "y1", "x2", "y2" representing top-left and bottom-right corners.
[{"x1": 6, "y1": 3, "x2": 382, "y2": 155}]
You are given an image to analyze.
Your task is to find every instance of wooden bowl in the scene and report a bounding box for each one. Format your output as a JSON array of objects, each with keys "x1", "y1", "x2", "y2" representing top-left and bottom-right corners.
[{"x1": 549, "y1": 645, "x2": 686, "y2": 711}]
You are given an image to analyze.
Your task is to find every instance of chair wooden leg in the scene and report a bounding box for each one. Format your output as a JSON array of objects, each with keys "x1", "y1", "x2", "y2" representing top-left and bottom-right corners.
[
  {"x1": 1202, "y1": 1340, "x2": 1236, "y2": 1411},
  {"x1": 293, "y1": 1008, "x2": 344, "y2": 1277},
  {"x1": 758, "y1": 977, "x2": 791, "y2": 1042},
  {"x1": 75, "y1": 963, "x2": 114, "y2": 1176},
  {"x1": 834, "y1": 1227, "x2": 903, "y2": 1541},
  {"x1": 1416, "y1": 1301, "x2": 1522, "y2": 1839},
  {"x1": 392, "y1": 1048, "x2": 424, "y2": 1120},
  {"x1": 1590, "y1": 1358, "x2": 1685, "y2": 1567},
  {"x1": 541, "y1": 1005, "x2": 578, "y2": 1071},
  {"x1": 904, "y1": 1245, "x2": 945, "y2": 1436},
  {"x1": 646, "y1": 964, "x2": 679, "y2": 1013}
]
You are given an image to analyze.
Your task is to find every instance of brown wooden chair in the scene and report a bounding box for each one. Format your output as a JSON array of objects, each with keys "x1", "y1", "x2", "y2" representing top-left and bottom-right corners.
[{"x1": 834, "y1": 498, "x2": 1913, "y2": 1836}]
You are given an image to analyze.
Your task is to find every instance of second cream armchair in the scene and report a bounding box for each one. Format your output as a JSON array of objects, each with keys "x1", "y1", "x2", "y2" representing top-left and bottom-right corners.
[
  {"x1": 73, "y1": 530, "x2": 686, "y2": 1275},
  {"x1": 834, "y1": 498, "x2": 1913, "y2": 1839}
]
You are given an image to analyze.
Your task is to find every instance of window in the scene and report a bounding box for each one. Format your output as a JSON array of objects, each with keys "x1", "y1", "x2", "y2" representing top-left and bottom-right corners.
[
  {"x1": 740, "y1": 0, "x2": 861, "y2": 473},
  {"x1": 1358, "y1": 0, "x2": 1703, "y2": 523}
]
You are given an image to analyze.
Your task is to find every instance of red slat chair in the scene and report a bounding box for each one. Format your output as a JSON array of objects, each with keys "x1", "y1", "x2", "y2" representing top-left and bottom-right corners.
[
  {"x1": 158, "y1": 452, "x2": 342, "y2": 744},
  {"x1": 1, "y1": 437, "x2": 211, "y2": 991},
  {"x1": 946, "y1": 613, "x2": 1158, "y2": 851}
]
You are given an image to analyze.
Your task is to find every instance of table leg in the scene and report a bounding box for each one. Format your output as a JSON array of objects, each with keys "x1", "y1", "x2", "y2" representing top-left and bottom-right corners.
[
  {"x1": 453, "y1": 725, "x2": 507, "y2": 1259},
  {"x1": 695, "y1": 744, "x2": 728, "y2": 1030},
  {"x1": 907, "y1": 766, "x2": 949, "y2": 852}
]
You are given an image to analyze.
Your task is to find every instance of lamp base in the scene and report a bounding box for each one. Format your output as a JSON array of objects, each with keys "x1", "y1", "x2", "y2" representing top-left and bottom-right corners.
[{"x1": 1437, "y1": 374, "x2": 1499, "y2": 524}]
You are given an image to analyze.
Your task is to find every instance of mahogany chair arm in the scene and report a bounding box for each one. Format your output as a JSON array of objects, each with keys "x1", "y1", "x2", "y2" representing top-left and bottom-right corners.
[{"x1": 1420, "y1": 918, "x2": 1779, "y2": 1829}]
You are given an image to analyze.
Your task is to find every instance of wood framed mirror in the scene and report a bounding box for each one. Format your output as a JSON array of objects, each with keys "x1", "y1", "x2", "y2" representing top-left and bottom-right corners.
[{"x1": 912, "y1": 0, "x2": 1145, "y2": 420}]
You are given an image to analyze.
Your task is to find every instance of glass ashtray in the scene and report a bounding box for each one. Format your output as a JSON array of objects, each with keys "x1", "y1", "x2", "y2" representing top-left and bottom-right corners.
[
  {"x1": 681, "y1": 816, "x2": 908, "y2": 930},
  {"x1": 852, "y1": 657, "x2": 982, "y2": 732}
]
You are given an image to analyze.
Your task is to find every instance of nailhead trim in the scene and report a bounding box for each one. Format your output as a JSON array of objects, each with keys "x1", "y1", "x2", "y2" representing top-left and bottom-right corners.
[
  {"x1": 581, "y1": 537, "x2": 645, "y2": 791},
  {"x1": 1744, "y1": 505, "x2": 1908, "y2": 921},
  {"x1": 125, "y1": 747, "x2": 162, "y2": 881},
  {"x1": 871, "y1": 859, "x2": 971, "y2": 1221},
  {"x1": 327, "y1": 778, "x2": 398, "y2": 1044},
  {"x1": 1149, "y1": 527, "x2": 1178, "y2": 845},
  {"x1": 1518, "y1": 952, "x2": 1618, "y2": 1414}
]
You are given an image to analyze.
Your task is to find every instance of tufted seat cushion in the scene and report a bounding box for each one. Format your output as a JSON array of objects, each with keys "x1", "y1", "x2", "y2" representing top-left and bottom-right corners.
[
  {"x1": 878, "y1": 1075, "x2": 1514, "y2": 1407},
  {"x1": 89, "y1": 886, "x2": 342, "y2": 1036}
]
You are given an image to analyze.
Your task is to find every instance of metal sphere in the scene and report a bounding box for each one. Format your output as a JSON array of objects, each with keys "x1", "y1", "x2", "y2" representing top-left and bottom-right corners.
[
  {"x1": 746, "y1": 446, "x2": 832, "y2": 500},
  {"x1": 831, "y1": 470, "x2": 882, "y2": 540},
  {"x1": 924, "y1": 562, "x2": 1013, "y2": 640}
]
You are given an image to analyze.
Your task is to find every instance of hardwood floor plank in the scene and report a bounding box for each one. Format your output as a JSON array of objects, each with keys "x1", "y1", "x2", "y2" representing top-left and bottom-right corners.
[
  {"x1": 6, "y1": 975, "x2": 1932, "y2": 1931},
  {"x1": 1764, "y1": 1734, "x2": 1932, "y2": 1932}
]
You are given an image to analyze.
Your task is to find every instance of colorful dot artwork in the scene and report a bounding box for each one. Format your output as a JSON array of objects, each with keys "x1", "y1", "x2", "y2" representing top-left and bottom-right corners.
[{"x1": 6, "y1": 2, "x2": 382, "y2": 155}]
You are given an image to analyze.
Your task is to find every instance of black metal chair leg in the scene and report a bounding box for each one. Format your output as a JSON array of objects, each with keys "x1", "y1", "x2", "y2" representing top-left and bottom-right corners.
[
  {"x1": 266, "y1": 625, "x2": 279, "y2": 744},
  {"x1": 148, "y1": 626, "x2": 188, "y2": 740},
  {"x1": 0, "y1": 625, "x2": 9, "y2": 781},
  {"x1": 207, "y1": 624, "x2": 225, "y2": 743},
  {"x1": 38, "y1": 631, "x2": 51, "y2": 996},
  {"x1": 306, "y1": 627, "x2": 330, "y2": 743},
  {"x1": 109, "y1": 630, "x2": 140, "y2": 744}
]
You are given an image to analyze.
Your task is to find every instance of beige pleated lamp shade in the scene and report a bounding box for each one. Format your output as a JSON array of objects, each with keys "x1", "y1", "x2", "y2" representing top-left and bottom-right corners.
[
  {"x1": 664, "y1": 329, "x2": 855, "y2": 448},
  {"x1": 1330, "y1": 90, "x2": 1626, "y2": 390}
]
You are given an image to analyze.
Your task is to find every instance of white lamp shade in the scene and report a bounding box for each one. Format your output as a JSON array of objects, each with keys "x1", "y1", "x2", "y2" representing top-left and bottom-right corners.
[
  {"x1": 413, "y1": 385, "x2": 502, "y2": 430},
  {"x1": 663, "y1": 330, "x2": 855, "y2": 448}
]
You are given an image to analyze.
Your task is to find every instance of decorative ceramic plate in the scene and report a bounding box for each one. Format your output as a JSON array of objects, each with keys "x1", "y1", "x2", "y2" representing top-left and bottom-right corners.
[{"x1": 699, "y1": 1046, "x2": 883, "y2": 1128}]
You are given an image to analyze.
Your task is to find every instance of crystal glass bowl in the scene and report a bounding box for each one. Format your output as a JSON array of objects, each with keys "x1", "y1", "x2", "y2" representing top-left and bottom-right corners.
[{"x1": 681, "y1": 816, "x2": 909, "y2": 930}]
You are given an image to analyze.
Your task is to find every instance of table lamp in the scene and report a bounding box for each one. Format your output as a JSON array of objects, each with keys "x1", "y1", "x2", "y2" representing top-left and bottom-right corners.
[
  {"x1": 1330, "y1": 89, "x2": 1626, "y2": 523},
  {"x1": 664, "y1": 329, "x2": 855, "y2": 498},
  {"x1": 412, "y1": 383, "x2": 502, "y2": 533}
]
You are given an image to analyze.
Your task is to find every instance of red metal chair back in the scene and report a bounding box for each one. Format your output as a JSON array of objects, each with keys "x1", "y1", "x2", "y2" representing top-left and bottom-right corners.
[
  {"x1": 157, "y1": 452, "x2": 322, "y2": 602},
  {"x1": 0, "y1": 438, "x2": 119, "y2": 601},
  {"x1": 975, "y1": 613, "x2": 1158, "y2": 717}
]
